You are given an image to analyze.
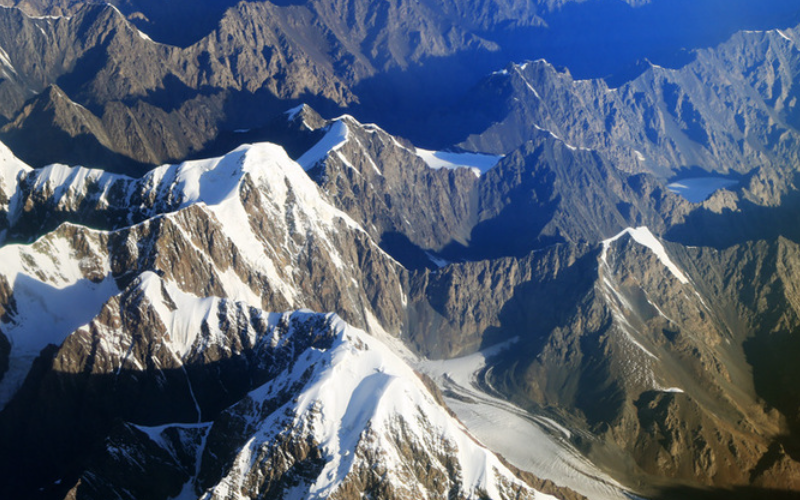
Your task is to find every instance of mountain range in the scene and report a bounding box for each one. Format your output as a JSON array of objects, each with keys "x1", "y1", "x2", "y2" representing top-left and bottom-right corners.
[{"x1": 3, "y1": 1, "x2": 800, "y2": 499}]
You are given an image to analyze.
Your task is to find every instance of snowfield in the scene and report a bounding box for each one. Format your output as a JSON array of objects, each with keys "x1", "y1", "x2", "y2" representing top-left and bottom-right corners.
[
  {"x1": 418, "y1": 341, "x2": 633, "y2": 500},
  {"x1": 415, "y1": 149, "x2": 503, "y2": 176},
  {"x1": 667, "y1": 177, "x2": 739, "y2": 203}
]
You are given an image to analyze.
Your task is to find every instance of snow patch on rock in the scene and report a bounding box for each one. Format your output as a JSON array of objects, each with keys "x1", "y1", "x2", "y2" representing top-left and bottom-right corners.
[
  {"x1": 602, "y1": 227, "x2": 689, "y2": 284},
  {"x1": 416, "y1": 149, "x2": 502, "y2": 176}
]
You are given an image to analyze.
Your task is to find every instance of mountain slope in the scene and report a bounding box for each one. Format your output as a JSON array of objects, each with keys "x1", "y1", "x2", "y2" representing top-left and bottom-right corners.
[
  {"x1": 5, "y1": 122, "x2": 800, "y2": 496},
  {"x1": 5, "y1": 3, "x2": 800, "y2": 498},
  {"x1": 0, "y1": 139, "x2": 407, "y2": 406},
  {"x1": 442, "y1": 24, "x2": 800, "y2": 182},
  {"x1": 405, "y1": 225, "x2": 800, "y2": 493},
  {"x1": 0, "y1": 267, "x2": 583, "y2": 500}
]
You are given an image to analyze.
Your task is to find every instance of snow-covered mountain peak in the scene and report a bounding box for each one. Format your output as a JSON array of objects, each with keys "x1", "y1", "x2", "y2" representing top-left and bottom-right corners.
[
  {"x1": 0, "y1": 137, "x2": 409, "y2": 410},
  {"x1": 204, "y1": 315, "x2": 559, "y2": 500},
  {"x1": 601, "y1": 227, "x2": 689, "y2": 284},
  {"x1": 0, "y1": 140, "x2": 30, "y2": 186},
  {"x1": 296, "y1": 119, "x2": 350, "y2": 170},
  {"x1": 238, "y1": 141, "x2": 362, "y2": 230}
]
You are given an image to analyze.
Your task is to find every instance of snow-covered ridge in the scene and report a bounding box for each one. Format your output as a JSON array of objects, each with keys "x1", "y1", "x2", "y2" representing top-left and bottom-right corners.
[
  {"x1": 0, "y1": 142, "x2": 30, "y2": 188},
  {"x1": 290, "y1": 109, "x2": 503, "y2": 176},
  {"x1": 0, "y1": 139, "x2": 392, "y2": 407},
  {"x1": 533, "y1": 124, "x2": 593, "y2": 153},
  {"x1": 297, "y1": 119, "x2": 349, "y2": 170},
  {"x1": 601, "y1": 227, "x2": 689, "y2": 284},
  {"x1": 0, "y1": 141, "x2": 31, "y2": 228},
  {"x1": 205, "y1": 313, "x2": 558, "y2": 500},
  {"x1": 415, "y1": 148, "x2": 502, "y2": 176},
  {"x1": 3, "y1": 140, "x2": 361, "y2": 236},
  {"x1": 492, "y1": 59, "x2": 551, "y2": 77},
  {"x1": 742, "y1": 27, "x2": 796, "y2": 44},
  {"x1": 0, "y1": 137, "x2": 391, "y2": 312},
  {"x1": 0, "y1": 4, "x2": 72, "y2": 20},
  {"x1": 0, "y1": 224, "x2": 118, "y2": 408}
]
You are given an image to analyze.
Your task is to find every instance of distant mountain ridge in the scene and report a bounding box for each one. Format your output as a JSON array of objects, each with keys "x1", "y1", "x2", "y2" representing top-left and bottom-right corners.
[{"x1": 0, "y1": 1, "x2": 795, "y2": 173}]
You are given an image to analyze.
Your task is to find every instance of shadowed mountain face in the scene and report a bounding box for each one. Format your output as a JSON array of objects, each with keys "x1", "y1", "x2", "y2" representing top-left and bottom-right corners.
[
  {"x1": 500, "y1": 0, "x2": 800, "y2": 80},
  {"x1": 0, "y1": 0, "x2": 796, "y2": 172}
]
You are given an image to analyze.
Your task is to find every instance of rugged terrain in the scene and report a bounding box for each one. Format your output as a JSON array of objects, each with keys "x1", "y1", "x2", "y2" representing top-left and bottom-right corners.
[
  {"x1": 0, "y1": 140, "x2": 588, "y2": 499},
  {"x1": 3, "y1": 0, "x2": 800, "y2": 499},
  {"x1": 0, "y1": 0, "x2": 794, "y2": 171}
]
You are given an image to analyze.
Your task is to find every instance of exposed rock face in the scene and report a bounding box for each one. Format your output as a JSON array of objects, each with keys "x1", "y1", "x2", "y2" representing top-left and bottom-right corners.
[
  {"x1": 455, "y1": 133, "x2": 689, "y2": 259},
  {"x1": 406, "y1": 242, "x2": 593, "y2": 358},
  {"x1": 0, "y1": 0, "x2": 519, "y2": 171},
  {"x1": 0, "y1": 267, "x2": 581, "y2": 500},
  {"x1": 448, "y1": 25, "x2": 800, "y2": 183},
  {"x1": 5, "y1": 3, "x2": 800, "y2": 499},
  {"x1": 0, "y1": 85, "x2": 150, "y2": 172},
  {"x1": 290, "y1": 108, "x2": 480, "y2": 255}
]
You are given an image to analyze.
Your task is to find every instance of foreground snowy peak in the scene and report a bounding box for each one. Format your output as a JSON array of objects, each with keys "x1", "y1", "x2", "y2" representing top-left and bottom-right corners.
[
  {"x1": 2, "y1": 270, "x2": 577, "y2": 500},
  {"x1": 0, "y1": 139, "x2": 407, "y2": 408},
  {"x1": 3, "y1": 140, "x2": 357, "y2": 239},
  {"x1": 198, "y1": 316, "x2": 562, "y2": 500}
]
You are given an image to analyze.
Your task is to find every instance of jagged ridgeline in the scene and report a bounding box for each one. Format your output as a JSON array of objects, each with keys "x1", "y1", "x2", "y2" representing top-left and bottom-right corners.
[
  {"x1": 0, "y1": 0, "x2": 795, "y2": 173},
  {"x1": 3, "y1": 0, "x2": 800, "y2": 499},
  {"x1": 0, "y1": 138, "x2": 584, "y2": 500}
]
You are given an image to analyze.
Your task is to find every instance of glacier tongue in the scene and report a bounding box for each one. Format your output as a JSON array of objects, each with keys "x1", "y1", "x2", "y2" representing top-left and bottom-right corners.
[{"x1": 420, "y1": 341, "x2": 632, "y2": 500}]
